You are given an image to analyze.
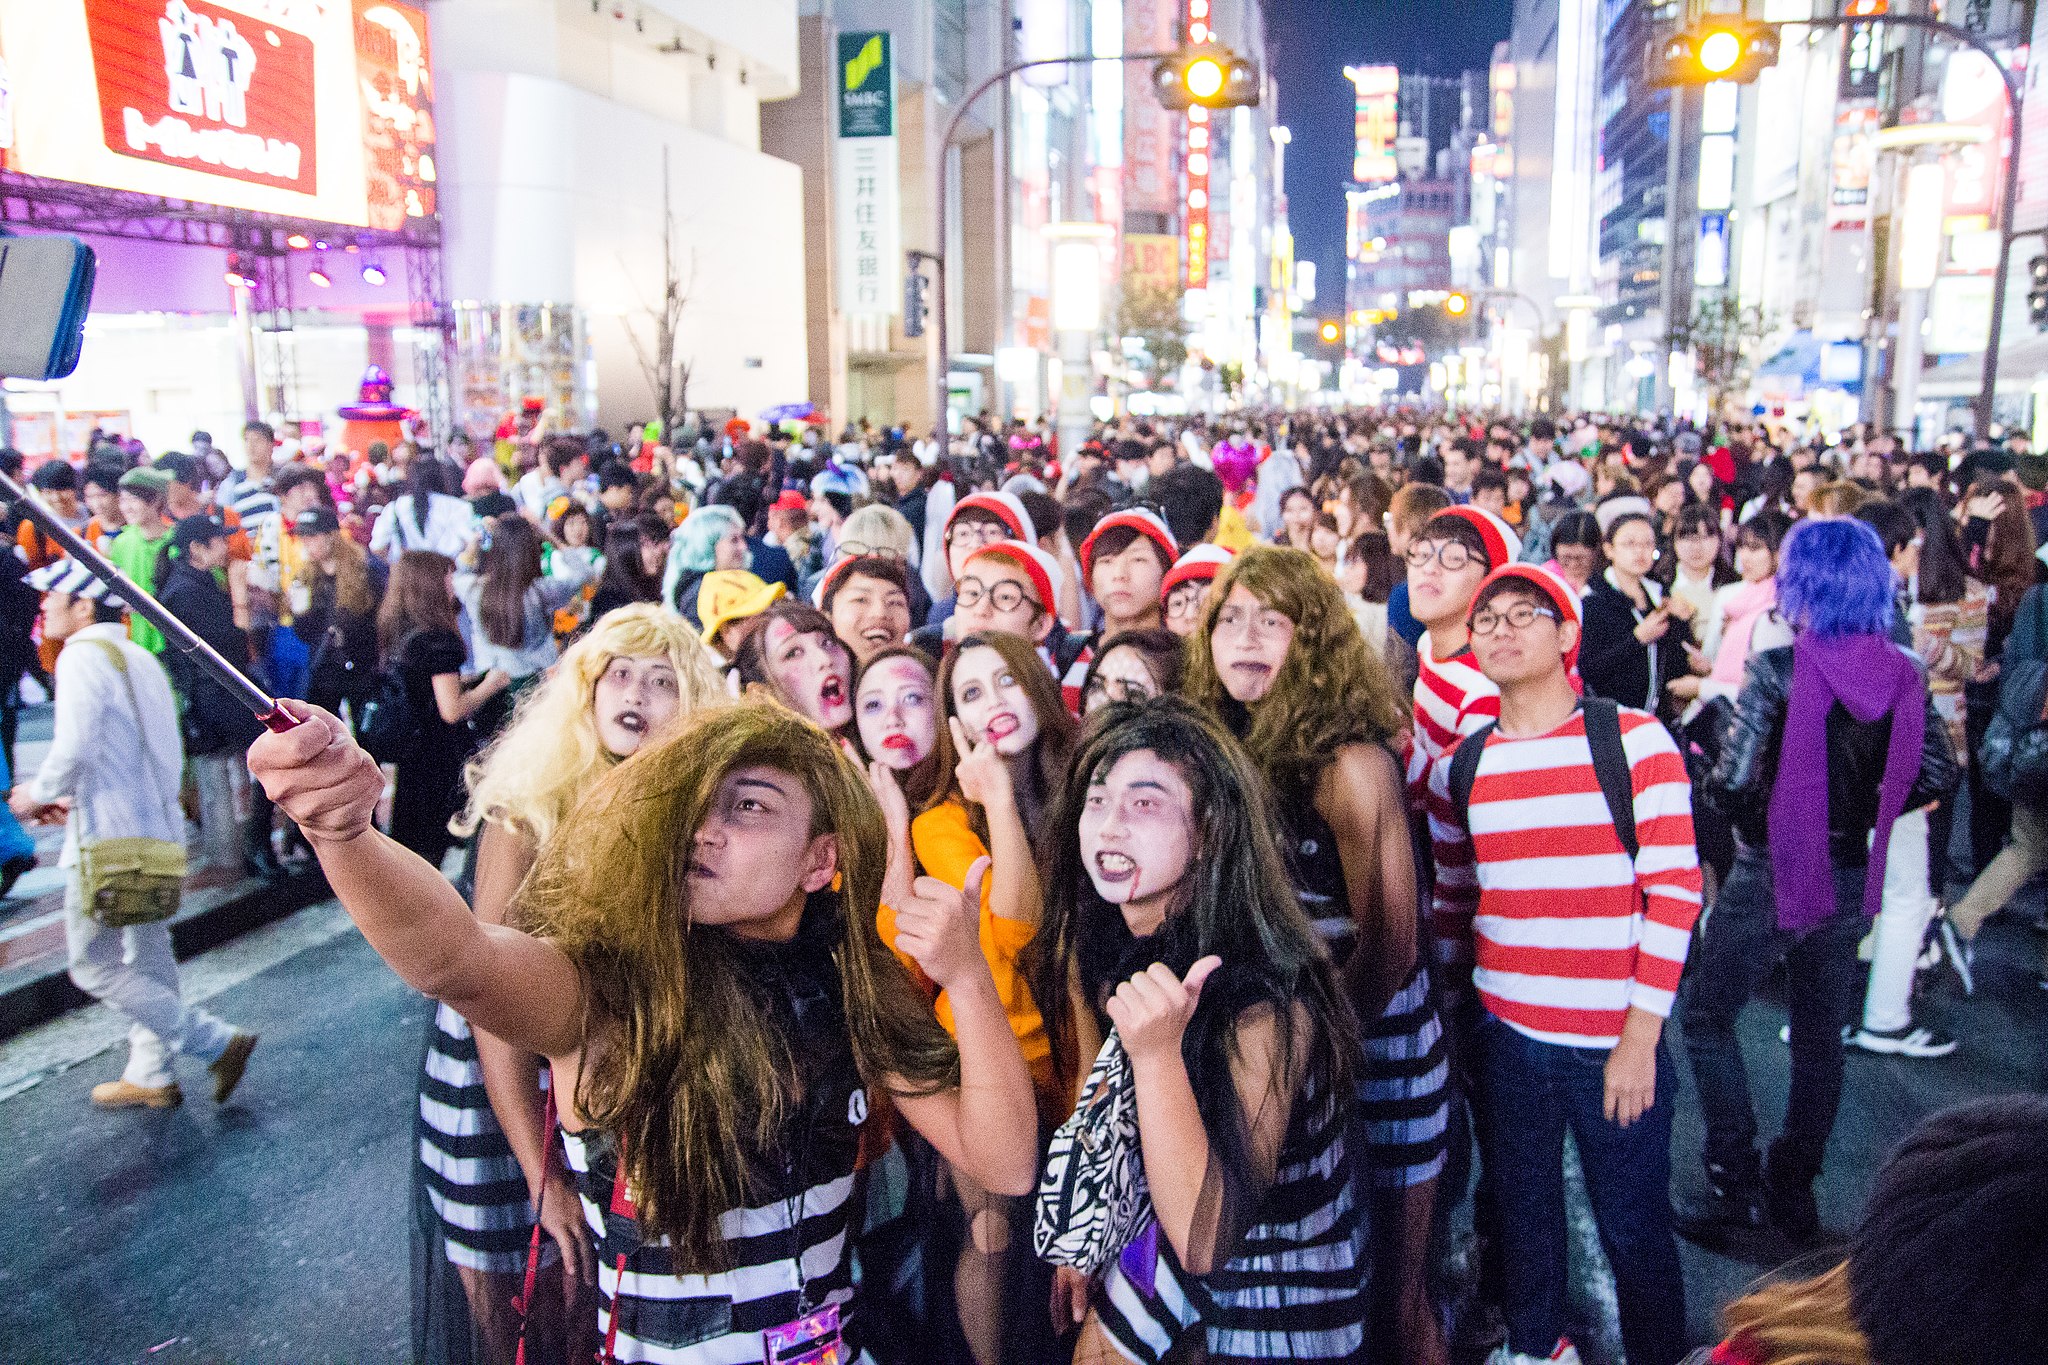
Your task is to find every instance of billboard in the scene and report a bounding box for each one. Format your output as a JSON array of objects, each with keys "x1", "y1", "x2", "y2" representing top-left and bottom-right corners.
[
  {"x1": 0, "y1": 0, "x2": 435, "y2": 231},
  {"x1": 1348, "y1": 65, "x2": 1399, "y2": 185},
  {"x1": 1122, "y1": 0, "x2": 1177, "y2": 218}
]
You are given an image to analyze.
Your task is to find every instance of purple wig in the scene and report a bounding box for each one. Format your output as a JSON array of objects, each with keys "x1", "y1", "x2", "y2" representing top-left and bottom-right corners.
[{"x1": 1775, "y1": 517, "x2": 1897, "y2": 640}]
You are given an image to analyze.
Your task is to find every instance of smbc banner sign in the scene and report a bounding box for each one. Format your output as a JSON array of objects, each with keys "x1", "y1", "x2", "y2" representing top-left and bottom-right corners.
[{"x1": 836, "y1": 31, "x2": 899, "y2": 318}]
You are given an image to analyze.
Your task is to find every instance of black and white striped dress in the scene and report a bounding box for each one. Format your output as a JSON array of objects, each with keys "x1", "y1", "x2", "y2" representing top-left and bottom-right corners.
[
  {"x1": 1283, "y1": 799, "x2": 1451, "y2": 1189},
  {"x1": 1093, "y1": 1078, "x2": 1374, "y2": 1363},
  {"x1": 562, "y1": 907, "x2": 877, "y2": 1365},
  {"x1": 417, "y1": 1002, "x2": 541, "y2": 1274}
]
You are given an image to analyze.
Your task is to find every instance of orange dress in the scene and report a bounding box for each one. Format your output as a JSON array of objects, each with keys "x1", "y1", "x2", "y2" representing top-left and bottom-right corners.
[{"x1": 880, "y1": 797, "x2": 1058, "y2": 1119}]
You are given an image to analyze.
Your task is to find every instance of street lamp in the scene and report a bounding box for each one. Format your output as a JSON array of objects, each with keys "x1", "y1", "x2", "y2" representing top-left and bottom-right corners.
[{"x1": 928, "y1": 44, "x2": 1260, "y2": 438}]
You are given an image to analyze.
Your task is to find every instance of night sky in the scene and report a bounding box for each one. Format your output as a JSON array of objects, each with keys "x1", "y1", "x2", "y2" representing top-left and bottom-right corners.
[{"x1": 1263, "y1": 0, "x2": 1513, "y2": 317}]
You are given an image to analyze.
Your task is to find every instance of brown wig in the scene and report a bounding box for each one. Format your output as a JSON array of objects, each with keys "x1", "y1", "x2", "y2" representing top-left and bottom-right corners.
[
  {"x1": 852, "y1": 644, "x2": 946, "y2": 810},
  {"x1": 925, "y1": 631, "x2": 1078, "y2": 828},
  {"x1": 1184, "y1": 545, "x2": 1404, "y2": 796},
  {"x1": 377, "y1": 550, "x2": 460, "y2": 656},
  {"x1": 1970, "y1": 475, "x2": 2037, "y2": 643},
  {"x1": 512, "y1": 700, "x2": 959, "y2": 1272},
  {"x1": 309, "y1": 527, "x2": 375, "y2": 617},
  {"x1": 476, "y1": 515, "x2": 545, "y2": 649}
]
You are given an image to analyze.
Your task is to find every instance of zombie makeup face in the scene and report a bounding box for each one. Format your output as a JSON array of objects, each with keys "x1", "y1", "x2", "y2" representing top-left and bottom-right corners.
[
  {"x1": 593, "y1": 654, "x2": 684, "y2": 758},
  {"x1": 855, "y1": 654, "x2": 937, "y2": 771},
  {"x1": 1078, "y1": 748, "x2": 1195, "y2": 937},
  {"x1": 1081, "y1": 645, "x2": 1162, "y2": 714},
  {"x1": 761, "y1": 617, "x2": 854, "y2": 730},
  {"x1": 949, "y1": 643, "x2": 1042, "y2": 756},
  {"x1": 1209, "y1": 583, "x2": 1296, "y2": 705}
]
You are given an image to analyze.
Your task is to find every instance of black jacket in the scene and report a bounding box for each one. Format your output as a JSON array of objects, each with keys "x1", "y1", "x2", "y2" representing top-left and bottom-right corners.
[
  {"x1": 1579, "y1": 575, "x2": 1694, "y2": 715},
  {"x1": 1708, "y1": 642, "x2": 1959, "y2": 858},
  {"x1": 158, "y1": 560, "x2": 263, "y2": 755}
]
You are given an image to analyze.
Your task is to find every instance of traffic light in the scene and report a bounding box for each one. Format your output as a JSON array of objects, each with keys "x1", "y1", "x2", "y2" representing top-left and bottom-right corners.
[
  {"x1": 1318, "y1": 320, "x2": 1342, "y2": 345},
  {"x1": 904, "y1": 256, "x2": 929, "y2": 339},
  {"x1": 1444, "y1": 292, "x2": 1470, "y2": 317},
  {"x1": 2030, "y1": 256, "x2": 2048, "y2": 332},
  {"x1": 1644, "y1": 21, "x2": 1779, "y2": 87},
  {"x1": 1153, "y1": 47, "x2": 1260, "y2": 111}
]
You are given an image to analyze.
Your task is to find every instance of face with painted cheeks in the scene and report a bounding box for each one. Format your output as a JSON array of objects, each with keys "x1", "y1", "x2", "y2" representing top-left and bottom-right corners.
[
  {"x1": 856, "y1": 654, "x2": 937, "y2": 771},
  {"x1": 949, "y1": 643, "x2": 1040, "y2": 757},
  {"x1": 761, "y1": 617, "x2": 854, "y2": 730},
  {"x1": 1078, "y1": 748, "x2": 1195, "y2": 937},
  {"x1": 593, "y1": 654, "x2": 684, "y2": 757}
]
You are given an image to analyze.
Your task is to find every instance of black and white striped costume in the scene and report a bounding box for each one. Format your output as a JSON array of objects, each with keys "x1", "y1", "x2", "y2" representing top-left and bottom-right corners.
[
  {"x1": 563, "y1": 905, "x2": 877, "y2": 1364},
  {"x1": 1283, "y1": 797, "x2": 1450, "y2": 1188},
  {"x1": 1093, "y1": 1078, "x2": 1374, "y2": 1363},
  {"x1": 416, "y1": 1002, "x2": 540, "y2": 1274}
]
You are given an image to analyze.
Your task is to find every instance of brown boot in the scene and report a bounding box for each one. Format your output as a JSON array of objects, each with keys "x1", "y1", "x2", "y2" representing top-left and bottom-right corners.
[
  {"x1": 208, "y1": 1032, "x2": 258, "y2": 1103},
  {"x1": 91, "y1": 1079, "x2": 183, "y2": 1109}
]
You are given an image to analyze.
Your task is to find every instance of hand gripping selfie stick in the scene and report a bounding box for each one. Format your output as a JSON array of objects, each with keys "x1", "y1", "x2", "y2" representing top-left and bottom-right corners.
[{"x1": 0, "y1": 470, "x2": 301, "y2": 732}]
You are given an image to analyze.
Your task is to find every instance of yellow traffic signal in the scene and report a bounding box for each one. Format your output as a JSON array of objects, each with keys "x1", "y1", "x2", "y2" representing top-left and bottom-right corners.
[
  {"x1": 1644, "y1": 21, "x2": 1779, "y2": 87},
  {"x1": 1445, "y1": 292, "x2": 1470, "y2": 316},
  {"x1": 1319, "y1": 320, "x2": 1342, "y2": 344},
  {"x1": 1153, "y1": 47, "x2": 1261, "y2": 111}
]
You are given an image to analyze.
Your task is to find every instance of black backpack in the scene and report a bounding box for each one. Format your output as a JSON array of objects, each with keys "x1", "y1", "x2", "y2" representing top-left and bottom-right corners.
[
  {"x1": 1447, "y1": 695, "x2": 1640, "y2": 860},
  {"x1": 356, "y1": 633, "x2": 420, "y2": 764}
]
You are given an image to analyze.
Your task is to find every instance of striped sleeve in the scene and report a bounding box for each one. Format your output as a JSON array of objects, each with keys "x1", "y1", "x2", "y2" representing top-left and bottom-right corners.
[{"x1": 1618, "y1": 714, "x2": 1702, "y2": 1020}]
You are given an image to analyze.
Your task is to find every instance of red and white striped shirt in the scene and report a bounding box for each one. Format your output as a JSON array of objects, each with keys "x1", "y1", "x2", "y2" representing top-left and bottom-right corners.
[
  {"x1": 1428, "y1": 706, "x2": 1702, "y2": 1048},
  {"x1": 1407, "y1": 641, "x2": 1500, "y2": 969}
]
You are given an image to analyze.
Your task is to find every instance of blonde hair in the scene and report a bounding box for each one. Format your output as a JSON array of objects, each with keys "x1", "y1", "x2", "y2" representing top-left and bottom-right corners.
[
  {"x1": 1719, "y1": 1262, "x2": 1870, "y2": 1365},
  {"x1": 836, "y1": 503, "x2": 915, "y2": 560},
  {"x1": 455, "y1": 604, "x2": 729, "y2": 845}
]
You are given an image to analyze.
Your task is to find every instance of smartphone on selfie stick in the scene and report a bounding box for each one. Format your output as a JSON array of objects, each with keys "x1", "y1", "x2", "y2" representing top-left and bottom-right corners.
[{"x1": 0, "y1": 230, "x2": 300, "y2": 733}]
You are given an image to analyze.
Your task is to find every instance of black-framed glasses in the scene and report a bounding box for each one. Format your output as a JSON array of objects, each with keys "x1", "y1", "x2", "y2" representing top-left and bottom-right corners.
[
  {"x1": 1407, "y1": 540, "x2": 1478, "y2": 573},
  {"x1": 955, "y1": 577, "x2": 1031, "y2": 613},
  {"x1": 1470, "y1": 602, "x2": 1560, "y2": 636}
]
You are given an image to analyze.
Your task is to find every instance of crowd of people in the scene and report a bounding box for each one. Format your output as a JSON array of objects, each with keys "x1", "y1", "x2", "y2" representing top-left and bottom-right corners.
[{"x1": 9, "y1": 405, "x2": 2046, "y2": 1365}]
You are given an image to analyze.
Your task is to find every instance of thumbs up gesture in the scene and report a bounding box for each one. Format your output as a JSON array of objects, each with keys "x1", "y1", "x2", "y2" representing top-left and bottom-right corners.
[
  {"x1": 892, "y1": 856, "x2": 989, "y2": 994},
  {"x1": 1105, "y1": 956, "x2": 1222, "y2": 1067}
]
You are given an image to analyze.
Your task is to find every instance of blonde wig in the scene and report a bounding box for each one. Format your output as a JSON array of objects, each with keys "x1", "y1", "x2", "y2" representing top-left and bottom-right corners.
[
  {"x1": 455, "y1": 603, "x2": 729, "y2": 845},
  {"x1": 513, "y1": 699, "x2": 959, "y2": 1270}
]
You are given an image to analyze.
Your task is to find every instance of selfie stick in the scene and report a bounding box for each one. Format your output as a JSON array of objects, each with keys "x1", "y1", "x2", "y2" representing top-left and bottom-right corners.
[{"x1": 0, "y1": 470, "x2": 301, "y2": 732}]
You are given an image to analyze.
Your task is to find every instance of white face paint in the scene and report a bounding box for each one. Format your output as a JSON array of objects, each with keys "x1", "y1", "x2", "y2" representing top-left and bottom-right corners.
[
  {"x1": 593, "y1": 655, "x2": 684, "y2": 757},
  {"x1": 1077, "y1": 749, "x2": 1195, "y2": 938},
  {"x1": 950, "y1": 644, "x2": 1042, "y2": 756},
  {"x1": 855, "y1": 655, "x2": 937, "y2": 771}
]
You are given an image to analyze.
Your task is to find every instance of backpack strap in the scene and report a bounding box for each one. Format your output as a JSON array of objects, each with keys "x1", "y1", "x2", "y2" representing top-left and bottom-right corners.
[
  {"x1": 1579, "y1": 696, "x2": 1639, "y2": 861},
  {"x1": 1446, "y1": 718, "x2": 1500, "y2": 835}
]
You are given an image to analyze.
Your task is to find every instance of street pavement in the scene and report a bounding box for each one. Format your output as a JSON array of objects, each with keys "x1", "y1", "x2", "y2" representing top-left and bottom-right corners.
[{"x1": 0, "y1": 899, "x2": 2041, "y2": 1364}]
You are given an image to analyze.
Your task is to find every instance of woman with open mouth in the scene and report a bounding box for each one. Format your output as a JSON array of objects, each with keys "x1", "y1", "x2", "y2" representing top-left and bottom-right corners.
[
  {"x1": 412, "y1": 604, "x2": 728, "y2": 1365},
  {"x1": 903, "y1": 630, "x2": 1079, "y2": 1365},
  {"x1": 1187, "y1": 545, "x2": 1451, "y2": 1365},
  {"x1": 852, "y1": 646, "x2": 943, "y2": 813},
  {"x1": 1030, "y1": 698, "x2": 1372, "y2": 1365},
  {"x1": 734, "y1": 601, "x2": 858, "y2": 740},
  {"x1": 251, "y1": 696, "x2": 1039, "y2": 1365}
]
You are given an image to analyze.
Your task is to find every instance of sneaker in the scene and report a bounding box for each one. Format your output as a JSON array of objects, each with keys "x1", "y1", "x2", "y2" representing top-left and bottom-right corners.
[
  {"x1": 91, "y1": 1079, "x2": 182, "y2": 1109},
  {"x1": 1850, "y1": 1023, "x2": 1958, "y2": 1058},
  {"x1": 1674, "y1": 1157, "x2": 1768, "y2": 1250},
  {"x1": 1938, "y1": 918, "x2": 1974, "y2": 996},
  {"x1": 208, "y1": 1032, "x2": 258, "y2": 1103},
  {"x1": 1486, "y1": 1340, "x2": 1582, "y2": 1365},
  {"x1": 1763, "y1": 1152, "x2": 1822, "y2": 1246}
]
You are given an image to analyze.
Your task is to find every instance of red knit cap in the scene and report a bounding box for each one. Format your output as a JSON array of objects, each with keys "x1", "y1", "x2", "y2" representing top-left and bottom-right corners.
[
  {"x1": 962, "y1": 539, "x2": 1058, "y2": 614},
  {"x1": 946, "y1": 490, "x2": 1035, "y2": 545},
  {"x1": 1427, "y1": 505, "x2": 1523, "y2": 571},
  {"x1": 1469, "y1": 562, "x2": 1582, "y2": 668},
  {"x1": 1160, "y1": 543, "x2": 1234, "y2": 599},
  {"x1": 1079, "y1": 508, "x2": 1178, "y2": 578}
]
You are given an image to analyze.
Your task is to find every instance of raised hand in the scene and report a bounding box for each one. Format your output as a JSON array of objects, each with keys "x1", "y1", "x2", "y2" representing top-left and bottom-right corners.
[
  {"x1": 1105, "y1": 956, "x2": 1222, "y2": 1067},
  {"x1": 892, "y1": 856, "x2": 990, "y2": 993},
  {"x1": 245, "y1": 703, "x2": 385, "y2": 847},
  {"x1": 949, "y1": 715, "x2": 1014, "y2": 811}
]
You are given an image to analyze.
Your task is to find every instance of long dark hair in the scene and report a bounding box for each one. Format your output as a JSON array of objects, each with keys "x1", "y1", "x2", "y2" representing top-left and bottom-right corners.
[
  {"x1": 596, "y1": 520, "x2": 663, "y2": 605},
  {"x1": 1028, "y1": 699, "x2": 1357, "y2": 1219},
  {"x1": 408, "y1": 457, "x2": 454, "y2": 535},
  {"x1": 1901, "y1": 486, "x2": 1968, "y2": 606},
  {"x1": 476, "y1": 516, "x2": 544, "y2": 649}
]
